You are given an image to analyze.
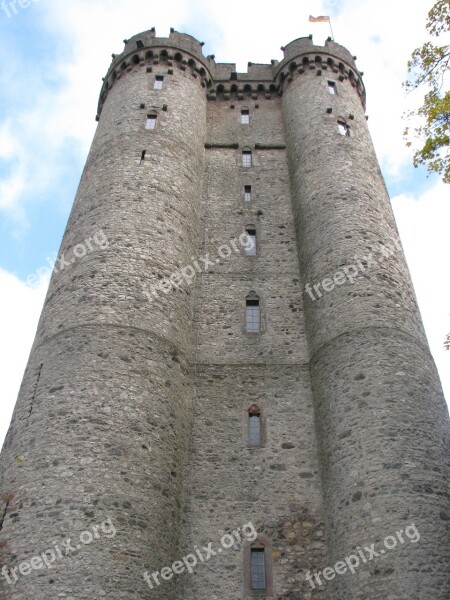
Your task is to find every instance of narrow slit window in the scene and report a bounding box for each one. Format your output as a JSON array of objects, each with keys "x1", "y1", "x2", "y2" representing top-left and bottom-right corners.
[
  {"x1": 337, "y1": 119, "x2": 350, "y2": 136},
  {"x1": 245, "y1": 229, "x2": 257, "y2": 256},
  {"x1": 248, "y1": 413, "x2": 261, "y2": 446},
  {"x1": 139, "y1": 150, "x2": 146, "y2": 165},
  {"x1": 146, "y1": 115, "x2": 157, "y2": 130},
  {"x1": 154, "y1": 75, "x2": 164, "y2": 90},
  {"x1": 242, "y1": 150, "x2": 252, "y2": 167},
  {"x1": 241, "y1": 109, "x2": 250, "y2": 124},
  {"x1": 244, "y1": 185, "x2": 252, "y2": 202},
  {"x1": 246, "y1": 299, "x2": 260, "y2": 333},
  {"x1": 251, "y1": 548, "x2": 266, "y2": 590},
  {"x1": 328, "y1": 80, "x2": 336, "y2": 94}
]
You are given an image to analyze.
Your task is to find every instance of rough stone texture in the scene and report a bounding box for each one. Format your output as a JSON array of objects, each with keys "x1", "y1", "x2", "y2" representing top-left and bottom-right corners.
[
  {"x1": 281, "y1": 42, "x2": 450, "y2": 599},
  {"x1": 0, "y1": 31, "x2": 207, "y2": 600},
  {"x1": 0, "y1": 29, "x2": 449, "y2": 600}
]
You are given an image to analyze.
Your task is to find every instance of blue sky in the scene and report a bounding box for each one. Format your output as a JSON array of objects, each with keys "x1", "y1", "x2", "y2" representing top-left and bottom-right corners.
[{"x1": 0, "y1": 0, "x2": 449, "y2": 445}]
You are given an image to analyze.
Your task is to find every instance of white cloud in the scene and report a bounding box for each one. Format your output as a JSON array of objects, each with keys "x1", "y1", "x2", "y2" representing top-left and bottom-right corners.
[{"x1": 0, "y1": 269, "x2": 49, "y2": 446}]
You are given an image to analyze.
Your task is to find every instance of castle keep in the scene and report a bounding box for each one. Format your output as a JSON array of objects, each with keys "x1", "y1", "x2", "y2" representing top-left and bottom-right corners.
[{"x1": 0, "y1": 29, "x2": 449, "y2": 600}]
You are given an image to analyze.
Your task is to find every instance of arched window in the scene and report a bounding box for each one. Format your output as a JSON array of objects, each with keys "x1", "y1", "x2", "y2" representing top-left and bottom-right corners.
[
  {"x1": 188, "y1": 58, "x2": 196, "y2": 73},
  {"x1": 244, "y1": 226, "x2": 257, "y2": 256},
  {"x1": 246, "y1": 292, "x2": 260, "y2": 332},
  {"x1": 247, "y1": 404, "x2": 262, "y2": 446},
  {"x1": 216, "y1": 84, "x2": 225, "y2": 100},
  {"x1": 257, "y1": 84, "x2": 266, "y2": 98}
]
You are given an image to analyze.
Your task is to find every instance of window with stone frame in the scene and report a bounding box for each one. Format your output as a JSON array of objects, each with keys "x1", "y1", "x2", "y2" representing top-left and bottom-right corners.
[
  {"x1": 247, "y1": 404, "x2": 263, "y2": 446},
  {"x1": 245, "y1": 227, "x2": 257, "y2": 256},
  {"x1": 244, "y1": 536, "x2": 273, "y2": 596},
  {"x1": 246, "y1": 295, "x2": 260, "y2": 332},
  {"x1": 145, "y1": 114, "x2": 157, "y2": 129},
  {"x1": 242, "y1": 149, "x2": 252, "y2": 167}
]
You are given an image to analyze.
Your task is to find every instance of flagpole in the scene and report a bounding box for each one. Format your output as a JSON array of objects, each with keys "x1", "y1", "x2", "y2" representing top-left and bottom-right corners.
[
  {"x1": 329, "y1": 18, "x2": 335, "y2": 41},
  {"x1": 309, "y1": 16, "x2": 335, "y2": 40}
]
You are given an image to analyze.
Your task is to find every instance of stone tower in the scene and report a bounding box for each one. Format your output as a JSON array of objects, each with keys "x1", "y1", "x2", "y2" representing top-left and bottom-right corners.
[{"x1": 0, "y1": 29, "x2": 448, "y2": 600}]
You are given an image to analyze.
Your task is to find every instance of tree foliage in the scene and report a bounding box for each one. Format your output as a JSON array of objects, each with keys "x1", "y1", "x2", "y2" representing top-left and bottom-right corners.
[{"x1": 404, "y1": 0, "x2": 450, "y2": 182}]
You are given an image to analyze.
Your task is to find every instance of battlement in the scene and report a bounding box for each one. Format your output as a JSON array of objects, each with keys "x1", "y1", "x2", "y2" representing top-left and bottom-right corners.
[
  {"x1": 275, "y1": 35, "x2": 365, "y2": 107},
  {"x1": 98, "y1": 28, "x2": 215, "y2": 117},
  {"x1": 279, "y1": 35, "x2": 356, "y2": 68},
  {"x1": 97, "y1": 30, "x2": 366, "y2": 116},
  {"x1": 213, "y1": 62, "x2": 275, "y2": 82},
  {"x1": 121, "y1": 28, "x2": 208, "y2": 63}
]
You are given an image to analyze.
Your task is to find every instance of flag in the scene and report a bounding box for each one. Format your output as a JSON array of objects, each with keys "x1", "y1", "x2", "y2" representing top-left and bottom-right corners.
[{"x1": 309, "y1": 15, "x2": 330, "y2": 22}]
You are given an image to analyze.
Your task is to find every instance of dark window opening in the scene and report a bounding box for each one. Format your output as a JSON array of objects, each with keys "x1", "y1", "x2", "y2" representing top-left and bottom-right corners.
[
  {"x1": 245, "y1": 229, "x2": 256, "y2": 256},
  {"x1": 154, "y1": 75, "x2": 164, "y2": 90},
  {"x1": 244, "y1": 185, "x2": 252, "y2": 202},
  {"x1": 146, "y1": 115, "x2": 157, "y2": 129},
  {"x1": 337, "y1": 119, "x2": 350, "y2": 136},
  {"x1": 251, "y1": 548, "x2": 266, "y2": 590}
]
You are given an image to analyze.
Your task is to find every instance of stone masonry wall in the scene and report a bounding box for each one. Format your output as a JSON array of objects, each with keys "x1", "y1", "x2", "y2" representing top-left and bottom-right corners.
[
  {"x1": 0, "y1": 30, "x2": 448, "y2": 600},
  {"x1": 281, "y1": 45, "x2": 450, "y2": 599},
  {"x1": 0, "y1": 38, "x2": 207, "y2": 600}
]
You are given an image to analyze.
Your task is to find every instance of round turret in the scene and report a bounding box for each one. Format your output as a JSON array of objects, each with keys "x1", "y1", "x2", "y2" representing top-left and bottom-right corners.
[{"x1": 280, "y1": 36, "x2": 449, "y2": 599}]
